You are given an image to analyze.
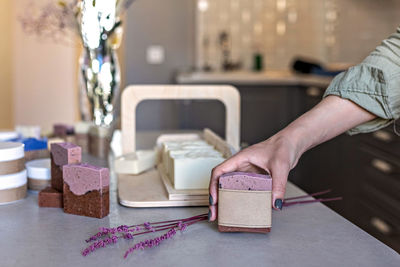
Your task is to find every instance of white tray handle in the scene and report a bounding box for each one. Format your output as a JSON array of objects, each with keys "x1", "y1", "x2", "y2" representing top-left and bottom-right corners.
[{"x1": 121, "y1": 85, "x2": 240, "y2": 154}]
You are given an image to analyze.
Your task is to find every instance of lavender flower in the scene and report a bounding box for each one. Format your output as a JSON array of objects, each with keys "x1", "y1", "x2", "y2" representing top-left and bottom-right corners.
[
  {"x1": 143, "y1": 222, "x2": 155, "y2": 232},
  {"x1": 82, "y1": 235, "x2": 119, "y2": 256},
  {"x1": 124, "y1": 228, "x2": 177, "y2": 258},
  {"x1": 82, "y1": 213, "x2": 209, "y2": 259}
]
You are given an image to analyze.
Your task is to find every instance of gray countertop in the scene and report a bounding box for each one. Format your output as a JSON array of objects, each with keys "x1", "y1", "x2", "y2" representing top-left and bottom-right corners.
[
  {"x1": 1, "y1": 132, "x2": 399, "y2": 267},
  {"x1": 176, "y1": 71, "x2": 333, "y2": 88}
]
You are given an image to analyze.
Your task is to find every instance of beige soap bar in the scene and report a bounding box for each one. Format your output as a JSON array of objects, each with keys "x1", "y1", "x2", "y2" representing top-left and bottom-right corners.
[{"x1": 171, "y1": 150, "x2": 224, "y2": 190}]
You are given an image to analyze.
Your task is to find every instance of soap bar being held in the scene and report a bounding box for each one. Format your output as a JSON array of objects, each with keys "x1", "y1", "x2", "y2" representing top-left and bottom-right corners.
[{"x1": 218, "y1": 172, "x2": 272, "y2": 233}]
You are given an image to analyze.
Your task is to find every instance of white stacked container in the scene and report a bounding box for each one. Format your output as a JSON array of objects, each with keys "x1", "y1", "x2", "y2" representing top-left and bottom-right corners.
[
  {"x1": 26, "y1": 158, "x2": 51, "y2": 191},
  {"x1": 0, "y1": 142, "x2": 27, "y2": 204}
]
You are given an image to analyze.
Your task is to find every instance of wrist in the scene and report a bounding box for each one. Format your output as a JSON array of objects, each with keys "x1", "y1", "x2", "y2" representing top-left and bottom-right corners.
[{"x1": 276, "y1": 123, "x2": 312, "y2": 163}]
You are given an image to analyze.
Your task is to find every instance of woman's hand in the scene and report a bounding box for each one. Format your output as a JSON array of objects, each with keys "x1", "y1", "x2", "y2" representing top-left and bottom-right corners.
[
  {"x1": 208, "y1": 133, "x2": 302, "y2": 221},
  {"x1": 208, "y1": 95, "x2": 376, "y2": 221}
]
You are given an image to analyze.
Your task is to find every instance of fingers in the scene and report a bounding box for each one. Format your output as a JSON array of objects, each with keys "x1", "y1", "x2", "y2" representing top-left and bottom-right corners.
[
  {"x1": 208, "y1": 205, "x2": 217, "y2": 222},
  {"x1": 209, "y1": 154, "x2": 243, "y2": 206},
  {"x1": 208, "y1": 154, "x2": 246, "y2": 222},
  {"x1": 270, "y1": 166, "x2": 289, "y2": 210}
]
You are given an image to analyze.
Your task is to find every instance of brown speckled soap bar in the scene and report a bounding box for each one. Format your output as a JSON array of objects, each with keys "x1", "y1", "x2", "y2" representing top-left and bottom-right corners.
[
  {"x1": 63, "y1": 163, "x2": 109, "y2": 219},
  {"x1": 218, "y1": 172, "x2": 272, "y2": 233},
  {"x1": 38, "y1": 187, "x2": 63, "y2": 208},
  {"x1": 50, "y1": 143, "x2": 81, "y2": 192}
]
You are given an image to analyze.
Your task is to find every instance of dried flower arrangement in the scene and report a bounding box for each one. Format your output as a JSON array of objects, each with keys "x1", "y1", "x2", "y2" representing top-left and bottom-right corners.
[
  {"x1": 82, "y1": 189, "x2": 341, "y2": 259},
  {"x1": 19, "y1": 0, "x2": 134, "y2": 43}
]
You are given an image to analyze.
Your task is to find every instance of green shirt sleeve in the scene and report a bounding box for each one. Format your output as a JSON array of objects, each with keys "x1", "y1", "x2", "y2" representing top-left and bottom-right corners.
[{"x1": 323, "y1": 27, "x2": 400, "y2": 135}]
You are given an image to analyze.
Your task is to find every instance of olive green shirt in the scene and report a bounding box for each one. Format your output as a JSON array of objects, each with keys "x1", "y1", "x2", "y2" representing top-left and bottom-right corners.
[{"x1": 324, "y1": 27, "x2": 400, "y2": 135}]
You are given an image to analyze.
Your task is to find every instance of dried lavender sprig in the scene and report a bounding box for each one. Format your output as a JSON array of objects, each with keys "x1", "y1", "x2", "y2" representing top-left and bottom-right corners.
[
  {"x1": 124, "y1": 228, "x2": 177, "y2": 258},
  {"x1": 85, "y1": 214, "x2": 207, "y2": 243},
  {"x1": 85, "y1": 225, "x2": 130, "y2": 242},
  {"x1": 130, "y1": 217, "x2": 206, "y2": 238},
  {"x1": 284, "y1": 189, "x2": 332, "y2": 201},
  {"x1": 283, "y1": 197, "x2": 343, "y2": 207},
  {"x1": 123, "y1": 222, "x2": 193, "y2": 259},
  {"x1": 82, "y1": 235, "x2": 118, "y2": 256},
  {"x1": 127, "y1": 213, "x2": 208, "y2": 228}
]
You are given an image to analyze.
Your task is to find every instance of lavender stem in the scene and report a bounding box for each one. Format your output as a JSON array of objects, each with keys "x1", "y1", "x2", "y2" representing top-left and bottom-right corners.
[
  {"x1": 283, "y1": 197, "x2": 343, "y2": 207},
  {"x1": 284, "y1": 189, "x2": 332, "y2": 201}
]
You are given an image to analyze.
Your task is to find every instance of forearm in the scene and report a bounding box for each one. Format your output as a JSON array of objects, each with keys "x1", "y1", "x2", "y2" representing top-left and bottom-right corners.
[{"x1": 277, "y1": 95, "x2": 376, "y2": 158}]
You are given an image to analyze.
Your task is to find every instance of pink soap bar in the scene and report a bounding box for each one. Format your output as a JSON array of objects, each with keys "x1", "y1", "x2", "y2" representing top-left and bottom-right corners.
[
  {"x1": 51, "y1": 142, "x2": 81, "y2": 166},
  {"x1": 63, "y1": 163, "x2": 109, "y2": 196},
  {"x1": 54, "y1": 124, "x2": 74, "y2": 137},
  {"x1": 219, "y1": 172, "x2": 272, "y2": 191}
]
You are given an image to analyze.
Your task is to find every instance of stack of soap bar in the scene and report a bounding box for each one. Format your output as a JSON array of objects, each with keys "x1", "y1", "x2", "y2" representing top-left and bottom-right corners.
[
  {"x1": 50, "y1": 143, "x2": 82, "y2": 192},
  {"x1": 26, "y1": 158, "x2": 51, "y2": 191},
  {"x1": 47, "y1": 138, "x2": 65, "y2": 150},
  {"x1": 114, "y1": 150, "x2": 157, "y2": 174},
  {"x1": 63, "y1": 163, "x2": 109, "y2": 218},
  {"x1": 0, "y1": 142, "x2": 27, "y2": 204},
  {"x1": 162, "y1": 140, "x2": 213, "y2": 175},
  {"x1": 38, "y1": 187, "x2": 63, "y2": 208},
  {"x1": 161, "y1": 140, "x2": 225, "y2": 190},
  {"x1": 15, "y1": 125, "x2": 41, "y2": 139},
  {"x1": 89, "y1": 125, "x2": 110, "y2": 159},
  {"x1": 0, "y1": 131, "x2": 18, "y2": 141},
  {"x1": 53, "y1": 123, "x2": 75, "y2": 143},
  {"x1": 74, "y1": 121, "x2": 92, "y2": 153},
  {"x1": 172, "y1": 150, "x2": 224, "y2": 189},
  {"x1": 53, "y1": 124, "x2": 74, "y2": 138},
  {"x1": 218, "y1": 172, "x2": 272, "y2": 233},
  {"x1": 21, "y1": 138, "x2": 49, "y2": 161}
]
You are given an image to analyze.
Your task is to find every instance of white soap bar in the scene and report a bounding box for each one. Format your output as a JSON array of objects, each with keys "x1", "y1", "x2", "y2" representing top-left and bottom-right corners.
[
  {"x1": 15, "y1": 125, "x2": 41, "y2": 139},
  {"x1": 167, "y1": 148, "x2": 220, "y2": 182},
  {"x1": 114, "y1": 150, "x2": 156, "y2": 174},
  {"x1": 74, "y1": 121, "x2": 93, "y2": 134},
  {"x1": 26, "y1": 158, "x2": 51, "y2": 180},
  {"x1": 172, "y1": 151, "x2": 225, "y2": 190},
  {"x1": 161, "y1": 140, "x2": 212, "y2": 175}
]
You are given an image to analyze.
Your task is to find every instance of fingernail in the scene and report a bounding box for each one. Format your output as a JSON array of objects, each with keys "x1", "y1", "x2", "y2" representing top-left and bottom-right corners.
[
  {"x1": 209, "y1": 195, "x2": 214, "y2": 205},
  {"x1": 208, "y1": 209, "x2": 211, "y2": 221},
  {"x1": 275, "y1": 199, "x2": 283, "y2": 210}
]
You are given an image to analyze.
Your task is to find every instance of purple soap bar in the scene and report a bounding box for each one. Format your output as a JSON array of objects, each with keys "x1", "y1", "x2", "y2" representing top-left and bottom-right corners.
[
  {"x1": 51, "y1": 142, "x2": 81, "y2": 166},
  {"x1": 54, "y1": 124, "x2": 74, "y2": 137},
  {"x1": 219, "y1": 172, "x2": 272, "y2": 191},
  {"x1": 63, "y1": 163, "x2": 109, "y2": 196}
]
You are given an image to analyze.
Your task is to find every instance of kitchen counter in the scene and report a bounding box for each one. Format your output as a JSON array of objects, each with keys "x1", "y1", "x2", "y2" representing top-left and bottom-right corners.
[
  {"x1": 0, "y1": 131, "x2": 399, "y2": 267},
  {"x1": 176, "y1": 71, "x2": 333, "y2": 88}
]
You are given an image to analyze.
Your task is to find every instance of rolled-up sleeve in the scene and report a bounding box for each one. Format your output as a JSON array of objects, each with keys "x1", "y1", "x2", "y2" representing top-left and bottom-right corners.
[{"x1": 324, "y1": 27, "x2": 400, "y2": 135}]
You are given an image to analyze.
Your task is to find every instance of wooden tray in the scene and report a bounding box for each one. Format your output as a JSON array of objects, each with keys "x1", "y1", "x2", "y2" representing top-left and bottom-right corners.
[
  {"x1": 118, "y1": 85, "x2": 240, "y2": 207},
  {"x1": 118, "y1": 169, "x2": 209, "y2": 207}
]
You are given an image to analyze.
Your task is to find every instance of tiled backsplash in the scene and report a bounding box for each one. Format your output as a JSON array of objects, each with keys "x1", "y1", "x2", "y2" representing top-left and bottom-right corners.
[{"x1": 195, "y1": 0, "x2": 400, "y2": 71}]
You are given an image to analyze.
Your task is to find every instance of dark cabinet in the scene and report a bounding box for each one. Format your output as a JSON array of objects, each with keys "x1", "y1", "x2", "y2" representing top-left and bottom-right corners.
[
  {"x1": 291, "y1": 85, "x2": 400, "y2": 253},
  {"x1": 176, "y1": 80, "x2": 400, "y2": 251}
]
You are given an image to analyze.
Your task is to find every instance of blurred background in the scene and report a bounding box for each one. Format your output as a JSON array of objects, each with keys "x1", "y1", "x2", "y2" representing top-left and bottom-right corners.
[
  {"x1": 1, "y1": 0, "x2": 400, "y2": 252},
  {"x1": 2, "y1": 0, "x2": 400, "y2": 131}
]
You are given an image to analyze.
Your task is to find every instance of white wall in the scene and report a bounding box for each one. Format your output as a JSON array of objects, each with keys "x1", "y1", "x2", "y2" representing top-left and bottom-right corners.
[
  {"x1": 0, "y1": 0, "x2": 13, "y2": 129},
  {"x1": 12, "y1": 0, "x2": 78, "y2": 133}
]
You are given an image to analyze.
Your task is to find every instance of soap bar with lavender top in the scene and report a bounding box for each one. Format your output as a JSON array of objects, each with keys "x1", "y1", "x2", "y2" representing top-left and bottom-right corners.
[
  {"x1": 218, "y1": 172, "x2": 272, "y2": 233},
  {"x1": 53, "y1": 124, "x2": 74, "y2": 138},
  {"x1": 63, "y1": 163, "x2": 109, "y2": 219},
  {"x1": 50, "y1": 143, "x2": 81, "y2": 192}
]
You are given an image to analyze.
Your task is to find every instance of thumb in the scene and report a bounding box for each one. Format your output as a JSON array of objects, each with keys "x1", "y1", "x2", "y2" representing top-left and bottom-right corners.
[{"x1": 270, "y1": 167, "x2": 289, "y2": 210}]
